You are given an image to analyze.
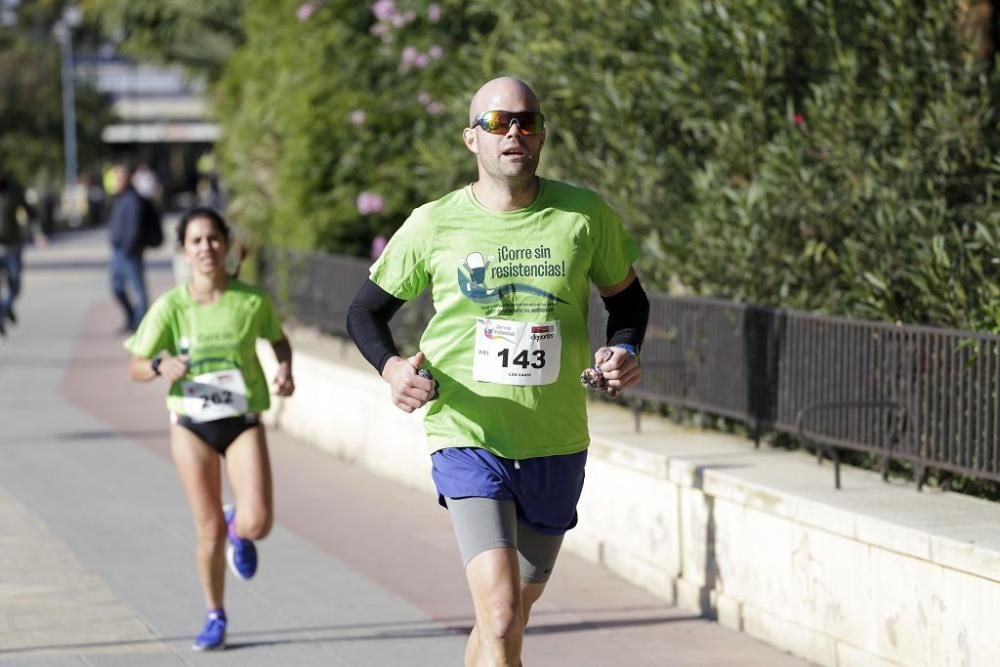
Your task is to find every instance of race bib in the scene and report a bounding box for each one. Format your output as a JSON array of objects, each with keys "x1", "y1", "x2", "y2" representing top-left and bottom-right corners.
[
  {"x1": 181, "y1": 369, "x2": 249, "y2": 422},
  {"x1": 473, "y1": 318, "x2": 561, "y2": 385}
]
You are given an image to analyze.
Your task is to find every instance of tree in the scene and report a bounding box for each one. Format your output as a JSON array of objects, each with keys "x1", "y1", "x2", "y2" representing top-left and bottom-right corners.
[
  {"x1": 459, "y1": 0, "x2": 1000, "y2": 331},
  {"x1": 82, "y1": 0, "x2": 244, "y2": 82},
  {"x1": 0, "y1": 5, "x2": 111, "y2": 186},
  {"x1": 215, "y1": 0, "x2": 488, "y2": 254}
]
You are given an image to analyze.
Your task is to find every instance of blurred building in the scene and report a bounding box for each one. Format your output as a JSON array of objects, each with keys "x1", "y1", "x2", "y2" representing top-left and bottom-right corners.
[{"x1": 76, "y1": 54, "x2": 217, "y2": 209}]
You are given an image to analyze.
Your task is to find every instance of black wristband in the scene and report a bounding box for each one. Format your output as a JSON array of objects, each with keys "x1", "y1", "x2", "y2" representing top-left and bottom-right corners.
[{"x1": 151, "y1": 357, "x2": 162, "y2": 376}]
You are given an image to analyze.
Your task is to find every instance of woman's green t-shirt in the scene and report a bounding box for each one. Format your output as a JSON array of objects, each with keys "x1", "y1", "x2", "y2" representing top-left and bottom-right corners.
[{"x1": 124, "y1": 280, "x2": 283, "y2": 417}]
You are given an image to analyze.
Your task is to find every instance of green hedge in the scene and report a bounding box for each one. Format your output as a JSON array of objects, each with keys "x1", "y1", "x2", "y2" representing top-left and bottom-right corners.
[{"x1": 216, "y1": 0, "x2": 1000, "y2": 330}]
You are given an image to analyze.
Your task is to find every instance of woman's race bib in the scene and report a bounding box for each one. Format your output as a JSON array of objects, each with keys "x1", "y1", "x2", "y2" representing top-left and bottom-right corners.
[
  {"x1": 473, "y1": 317, "x2": 561, "y2": 385},
  {"x1": 181, "y1": 369, "x2": 249, "y2": 422}
]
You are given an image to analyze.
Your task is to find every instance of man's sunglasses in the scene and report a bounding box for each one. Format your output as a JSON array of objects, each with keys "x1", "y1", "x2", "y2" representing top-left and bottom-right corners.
[{"x1": 470, "y1": 110, "x2": 546, "y2": 135}]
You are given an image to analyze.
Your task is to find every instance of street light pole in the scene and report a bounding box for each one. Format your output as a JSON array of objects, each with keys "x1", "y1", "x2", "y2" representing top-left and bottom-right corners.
[
  {"x1": 58, "y1": 22, "x2": 77, "y2": 189},
  {"x1": 0, "y1": 0, "x2": 19, "y2": 28},
  {"x1": 54, "y1": 5, "x2": 82, "y2": 221}
]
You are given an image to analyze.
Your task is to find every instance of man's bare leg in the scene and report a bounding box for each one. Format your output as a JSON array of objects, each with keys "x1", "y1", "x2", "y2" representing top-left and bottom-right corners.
[{"x1": 464, "y1": 547, "x2": 524, "y2": 667}]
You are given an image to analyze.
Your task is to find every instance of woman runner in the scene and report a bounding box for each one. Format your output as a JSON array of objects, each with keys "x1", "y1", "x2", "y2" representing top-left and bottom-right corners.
[{"x1": 124, "y1": 207, "x2": 294, "y2": 650}]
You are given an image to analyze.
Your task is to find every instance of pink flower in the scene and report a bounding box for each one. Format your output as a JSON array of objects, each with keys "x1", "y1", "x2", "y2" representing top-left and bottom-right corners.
[
  {"x1": 428, "y1": 3, "x2": 442, "y2": 22},
  {"x1": 370, "y1": 22, "x2": 388, "y2": 36},
  {"x1": 426, "y1": 101, "x2": 446, "y2": 115},
  {"x1": 370, "y1": 234, "x2": 388, "y2": 260},
  {"x1": 418, "y1": 91, "x2": 432, "y2": 105},
  {"x1": 401, "y1": 46, "x2": 419, "y2": 64},
  {"x1": 429, "y1": 45, "x2": 443, "y2": 60},
  {"x1": 400, "y1": 46, "x2": 420, "y2": 70},
  {"x1": 414, "y1": 53, "x2": 430, "y2": 69},
  {"x1": 391, "y1": 13, "x2": 406, "y2": 27},
  {"x1": 350, "y1": 110, "x2": 366, "y2": 125},
  {"x1": 357, "y1": 191, "x2": 385, "y2": 215},
  {"x1": 372, "y1": 0, "x2": 396, "y2": 21},
  {"x1": 794, "y1": 113, "x2": 805, "y2": 126},
  {"x1": 297, "y1": 2, "x2": 319, "y2": 21}
]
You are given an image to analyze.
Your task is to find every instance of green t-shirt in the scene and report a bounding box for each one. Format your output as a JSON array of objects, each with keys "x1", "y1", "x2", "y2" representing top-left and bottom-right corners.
[
  {"x1": 370, "y1": 177, "x2": 639, "y2": 459},
  {"x1": 124, "y1": 280, "x2": 284, "y2": 417}
]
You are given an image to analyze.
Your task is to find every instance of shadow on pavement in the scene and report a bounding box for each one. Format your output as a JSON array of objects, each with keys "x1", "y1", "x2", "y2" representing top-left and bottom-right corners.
[
  {"x1": 0, "y1": 610, "x2": 696, "y2": 655},
  {"x1": 0, "y1": 355, "x2": 125, "y2": 367},
  {"x1": 523, "y1": 614, "x2": 701, "y2": 635},
  {"x1": 52, "y1": 428, "x2": 165, "y2": 441},
  {"x1": 27, "y1": 258, "x2": 173, "y2": 273},
  {"x1": 0, "y1": 429, "x2": 165, "y2": 445}
]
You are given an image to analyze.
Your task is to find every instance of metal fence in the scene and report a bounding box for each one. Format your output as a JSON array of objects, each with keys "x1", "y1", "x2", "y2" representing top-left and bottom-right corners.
[{"x1": 262, "y1": 250, "x2": 1000, "y2": 490}]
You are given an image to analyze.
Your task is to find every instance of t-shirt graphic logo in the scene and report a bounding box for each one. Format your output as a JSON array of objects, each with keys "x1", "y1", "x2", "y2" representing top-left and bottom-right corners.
[
  {"x1": 457, "y1": 251, "x2": 567, "y2": 304},
  {"x1": 465, "y1": 252, "x2": 490, "y2": 289}
]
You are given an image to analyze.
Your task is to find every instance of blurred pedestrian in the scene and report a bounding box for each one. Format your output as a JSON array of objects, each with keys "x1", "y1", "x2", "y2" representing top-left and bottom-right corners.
[
  {"x1": 132, "y1": 163, "x2": 163, "y2": 206},
  {"x1": 102, "y1": 162, "x2": 119, "y2": 196},
  {"x1": 83, "y1": 172, "x2": 107, "y2": 227},
  {"x1": 196, "y1": 152, "x2": 222, "y2": 209},
  {"x1": 0, "y1": 171, "x2": 42, "y2": 334},
  {"x1": 107, "y1": 164, "x2": 159, "y2": 332}
]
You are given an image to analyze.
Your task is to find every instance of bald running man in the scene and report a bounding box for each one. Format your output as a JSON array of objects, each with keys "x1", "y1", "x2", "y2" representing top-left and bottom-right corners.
[{"x1": 347, "y1": 77, "x2": 649, "y2": 666}]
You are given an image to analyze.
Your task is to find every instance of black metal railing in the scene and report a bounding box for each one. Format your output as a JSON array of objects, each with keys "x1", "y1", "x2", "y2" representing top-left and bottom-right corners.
[
  {"x1": 258, "y1": 249, "x2": 433, "y2": 350},
  {"x1": 261, "y1": 250, "x2": 1000, "y2": 490}
]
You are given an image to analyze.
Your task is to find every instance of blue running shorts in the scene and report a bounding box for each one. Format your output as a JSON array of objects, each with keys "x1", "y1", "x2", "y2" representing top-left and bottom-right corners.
[{"x1": 431, "y1": 446, "x2": 588, "y2": 536}]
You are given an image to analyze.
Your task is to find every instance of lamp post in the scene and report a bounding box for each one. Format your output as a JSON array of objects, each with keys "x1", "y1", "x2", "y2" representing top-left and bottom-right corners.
[
  {"x1": 0, "y1": 0, "x2": 19, "y2": 28},
  {"x1": 53, "y1": 4, "x2": 82, "y2": 223}
]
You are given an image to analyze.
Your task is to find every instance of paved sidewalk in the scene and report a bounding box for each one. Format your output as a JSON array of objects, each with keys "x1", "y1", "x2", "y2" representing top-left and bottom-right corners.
[{"x1": 0, "y1": 228, "x2": 808, "y2": 666}]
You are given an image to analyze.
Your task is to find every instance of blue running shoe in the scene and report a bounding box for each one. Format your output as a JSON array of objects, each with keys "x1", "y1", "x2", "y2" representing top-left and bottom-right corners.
[
  {"x1": 223, "y1": 504, "x2": 258, "y2": 580},
  {"x1": 192, "y1": 609, "x2": 226, "y2": 651}
]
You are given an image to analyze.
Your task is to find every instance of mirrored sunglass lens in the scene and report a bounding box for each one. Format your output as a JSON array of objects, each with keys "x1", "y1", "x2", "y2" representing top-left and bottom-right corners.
[
  {"x1": 513, "y1": 112, "x2": 544, "y2": 133},
  {"x1": 477, "y1": 111, "x2": 545, "y2": 134},
  {"x1": 480, "y1": 112, "x2": 506, "y2": 133}
]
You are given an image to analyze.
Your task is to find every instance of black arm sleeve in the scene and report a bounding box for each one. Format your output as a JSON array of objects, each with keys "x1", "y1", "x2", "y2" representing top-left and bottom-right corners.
[
  {"x1": 346, "y1": 279, "x2": 407, "y2": 374},
  {"x1": 601, "y1": 276, "x2": 650, "y2": 349}
]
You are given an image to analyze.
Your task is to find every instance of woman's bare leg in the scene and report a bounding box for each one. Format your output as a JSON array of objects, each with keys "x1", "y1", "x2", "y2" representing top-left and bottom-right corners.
[
  {"x1": 224, "y1": 425, "x2": 273, "y2": 540},
  {"x1": 170, "y1": 423, "x2": 226, "y2": 609}
]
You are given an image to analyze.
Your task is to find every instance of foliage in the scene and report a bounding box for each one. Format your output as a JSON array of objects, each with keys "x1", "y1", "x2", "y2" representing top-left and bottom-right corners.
[
  {"x1": 215, "y1": 0, "x2": 488, "y2": 254},
  {"x1": 456, "y1": 0, "x2": 1000, "y2": 331},
  {"x1": 82, "y1": 0, "x2": 244, "y2": 81},
  {"x1": 0, "y1": 4, "x2": 112, "y2": 185},
  {"x1": 210, "y1": 0, "x2": 1000, "y2": 332}
]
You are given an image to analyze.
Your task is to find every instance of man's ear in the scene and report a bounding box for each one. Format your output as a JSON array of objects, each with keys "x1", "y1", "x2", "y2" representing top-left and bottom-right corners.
[{"x1": 463, "y1": 127, "x2": 478, "y2": 154}]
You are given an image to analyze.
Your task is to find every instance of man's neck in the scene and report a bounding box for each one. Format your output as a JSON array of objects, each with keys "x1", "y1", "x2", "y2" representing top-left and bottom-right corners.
[{"x1": 471, "y1": 176, "x2": 539, "y2": 212}]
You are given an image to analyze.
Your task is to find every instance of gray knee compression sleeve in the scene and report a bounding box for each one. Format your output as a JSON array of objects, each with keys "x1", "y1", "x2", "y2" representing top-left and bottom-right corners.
[{"x1": 445, "y1": 496, "x2": 565, "y2": 583}]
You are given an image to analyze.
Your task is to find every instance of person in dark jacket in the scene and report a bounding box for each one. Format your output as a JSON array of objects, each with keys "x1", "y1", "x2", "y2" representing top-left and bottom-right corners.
[
  {"x1": 108, "y1": 164, "x2": 155, "y2": 332},
  {"x1": 0, "y1": 172, "x2": 34, "y2": 335}
]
